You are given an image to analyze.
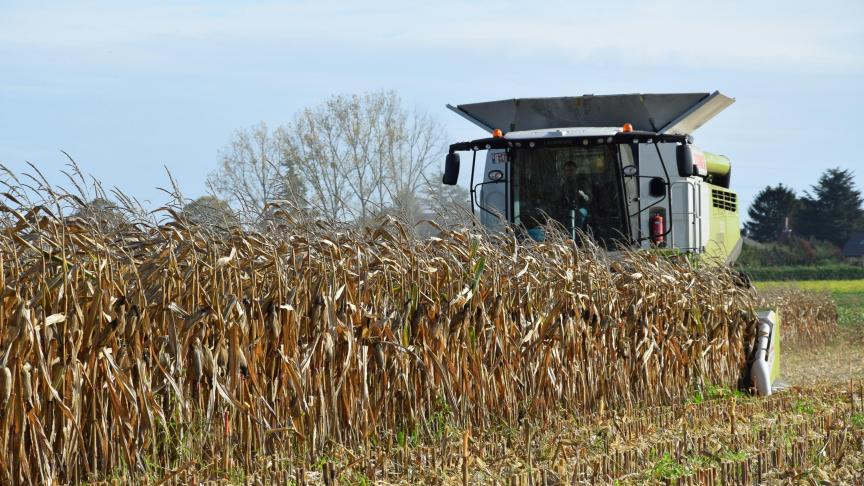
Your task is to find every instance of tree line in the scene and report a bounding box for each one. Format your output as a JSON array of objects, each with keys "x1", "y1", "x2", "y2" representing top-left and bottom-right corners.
[{"x1": 744, "y1": 168, "x2": 864, "y2": 249}]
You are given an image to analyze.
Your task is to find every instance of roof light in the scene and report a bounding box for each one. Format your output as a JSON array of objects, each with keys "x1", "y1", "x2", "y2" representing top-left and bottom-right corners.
[
  {"x1": 622, "y1": 123, "x2": 634, "y2": 132},
  {"x1": 492, "y1": 128, "x2": 503, "y2": 138}
]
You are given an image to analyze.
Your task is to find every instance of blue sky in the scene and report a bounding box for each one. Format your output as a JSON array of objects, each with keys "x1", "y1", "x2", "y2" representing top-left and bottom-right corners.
[{"x1": 1, "y1": 0, "x2": 862, "y2": 215}]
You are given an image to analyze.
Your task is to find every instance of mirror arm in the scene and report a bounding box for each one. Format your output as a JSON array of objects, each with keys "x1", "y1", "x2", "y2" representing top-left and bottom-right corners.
[
  {"x1": 469, "y1": 150, "x2": 477, "y2": 217},
  {"x1": 472, "y1": 179, "x2": 508, "y2": 219}
]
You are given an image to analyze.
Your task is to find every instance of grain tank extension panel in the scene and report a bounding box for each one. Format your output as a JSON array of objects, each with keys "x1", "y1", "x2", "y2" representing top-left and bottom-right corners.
[{"x1": 448, "y1": 91, "x2": 734, "y2": 135}]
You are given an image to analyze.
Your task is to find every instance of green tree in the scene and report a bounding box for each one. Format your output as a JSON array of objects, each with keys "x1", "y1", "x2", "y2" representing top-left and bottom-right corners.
[
  {"x1": 796, "y1": 168, "x2": 864, "y2": 247},
  {"x1": 743, "y1": 184, "x2": 798, "y2": 242},
  {"x1": 72, "y1": 197, "x2": 129, "y2": 232},
  {"x1": 427, "y1": 174, "x2": 469, "y2": 211},
  {"x1": 181, "y1": 195, "x2": 239, "y2": 229}
]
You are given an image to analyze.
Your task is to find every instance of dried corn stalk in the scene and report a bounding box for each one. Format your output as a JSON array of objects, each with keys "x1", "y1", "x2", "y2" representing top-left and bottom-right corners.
[{"x1": 0, "y1": 184, "x2": 832, "y2": 484}]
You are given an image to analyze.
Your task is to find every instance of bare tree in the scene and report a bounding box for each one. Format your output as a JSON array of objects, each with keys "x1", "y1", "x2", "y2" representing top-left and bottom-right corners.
[
  {"x1": 383, "y1": 109, "x2": 445, "y2": 211},
  {"x1": 279, "y1": 101, "x2": 356, "y2": 220},
  {"x1": 206, "y1": 122, "x2": 305, "y2": 221},
  {"x1": 210, "y1": 92, "x2": 447, "y2": 224},
  {"x1": 279, "y1": 91, "x2": 446, "y2": 222}
]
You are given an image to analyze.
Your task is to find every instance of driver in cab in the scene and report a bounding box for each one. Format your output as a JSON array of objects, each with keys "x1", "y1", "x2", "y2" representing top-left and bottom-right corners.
[{"x1": 558, "y1": 160, "x2": 592, "y2": 232}]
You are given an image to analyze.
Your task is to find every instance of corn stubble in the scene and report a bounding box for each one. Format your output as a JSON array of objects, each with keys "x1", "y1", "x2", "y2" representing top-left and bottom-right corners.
[{"x1": 0, "y1": 191, "x2": 839, "y2": 484}]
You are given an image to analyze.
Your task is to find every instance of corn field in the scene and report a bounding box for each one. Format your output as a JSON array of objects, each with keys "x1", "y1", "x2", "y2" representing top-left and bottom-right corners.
[{"x1": 0, "y1": 178, "x2": 843, "y2": 484}]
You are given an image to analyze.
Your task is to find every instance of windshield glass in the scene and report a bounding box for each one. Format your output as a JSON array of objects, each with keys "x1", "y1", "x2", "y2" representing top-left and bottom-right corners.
[{"x1": 511, "y1": 144, "x2": 627, "y2": 246}]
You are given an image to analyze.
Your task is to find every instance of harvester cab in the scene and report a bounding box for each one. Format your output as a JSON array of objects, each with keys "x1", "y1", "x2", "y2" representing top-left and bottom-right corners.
[
  {"x1": 443, "y1": 91, "x2": 741, "y2": 264},
  {"x1": 443, "y1": 91, "x2": 780, "y2": 396}
]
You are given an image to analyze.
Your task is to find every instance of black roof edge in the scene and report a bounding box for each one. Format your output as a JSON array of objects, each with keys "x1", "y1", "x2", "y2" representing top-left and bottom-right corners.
[{"x1": 448, "y1": 131, "x2": 691, "y2": 153}]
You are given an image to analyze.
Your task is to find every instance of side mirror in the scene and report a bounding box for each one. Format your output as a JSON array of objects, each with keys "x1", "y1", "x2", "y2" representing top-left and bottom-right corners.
[
  {"x1": 676, "y1": 145, "x2": 694, "y2": 177},
  {"x1": 442, "y1": 153, "x2": 460, "y2": 185}
]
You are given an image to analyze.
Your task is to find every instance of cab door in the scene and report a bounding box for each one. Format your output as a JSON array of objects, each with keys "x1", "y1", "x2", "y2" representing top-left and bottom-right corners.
[{"x1": 479, "y1": 149, "x2": 509, "y2": 231}]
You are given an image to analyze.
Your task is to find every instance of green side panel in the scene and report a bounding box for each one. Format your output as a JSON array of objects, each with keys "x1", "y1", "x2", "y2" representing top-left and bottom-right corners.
[
  {"x1": 704, "y1": 152, "x2": 731, "y2": 176},
  {"x1": 705, "y1": 184, "x2": 741, "y2": 264},
  {"x1": 770, "y1": 313, "x2": 781, "y2": 384}
]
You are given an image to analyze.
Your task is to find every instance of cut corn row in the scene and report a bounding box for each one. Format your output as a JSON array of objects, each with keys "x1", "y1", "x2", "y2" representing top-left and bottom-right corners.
[{"x1": 65, "y1": 383, "x2": 864, "y2": 484}]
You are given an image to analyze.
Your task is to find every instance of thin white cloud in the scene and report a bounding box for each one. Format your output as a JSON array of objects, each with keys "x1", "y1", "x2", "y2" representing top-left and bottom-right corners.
[{"x1": 0, "y1": 0, "x2": 862, "y2": 73}]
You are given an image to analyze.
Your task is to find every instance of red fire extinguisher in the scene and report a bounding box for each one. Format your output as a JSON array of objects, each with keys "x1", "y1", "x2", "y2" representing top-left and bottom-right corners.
[{"x1": 650, "y1": 213, "x2": 665, "y2": 246}]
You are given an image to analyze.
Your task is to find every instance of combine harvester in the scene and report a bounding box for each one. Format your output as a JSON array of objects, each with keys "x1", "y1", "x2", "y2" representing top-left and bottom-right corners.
[{"x1": 442, "y1": 92, "x2": 780, "y2": 395}]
